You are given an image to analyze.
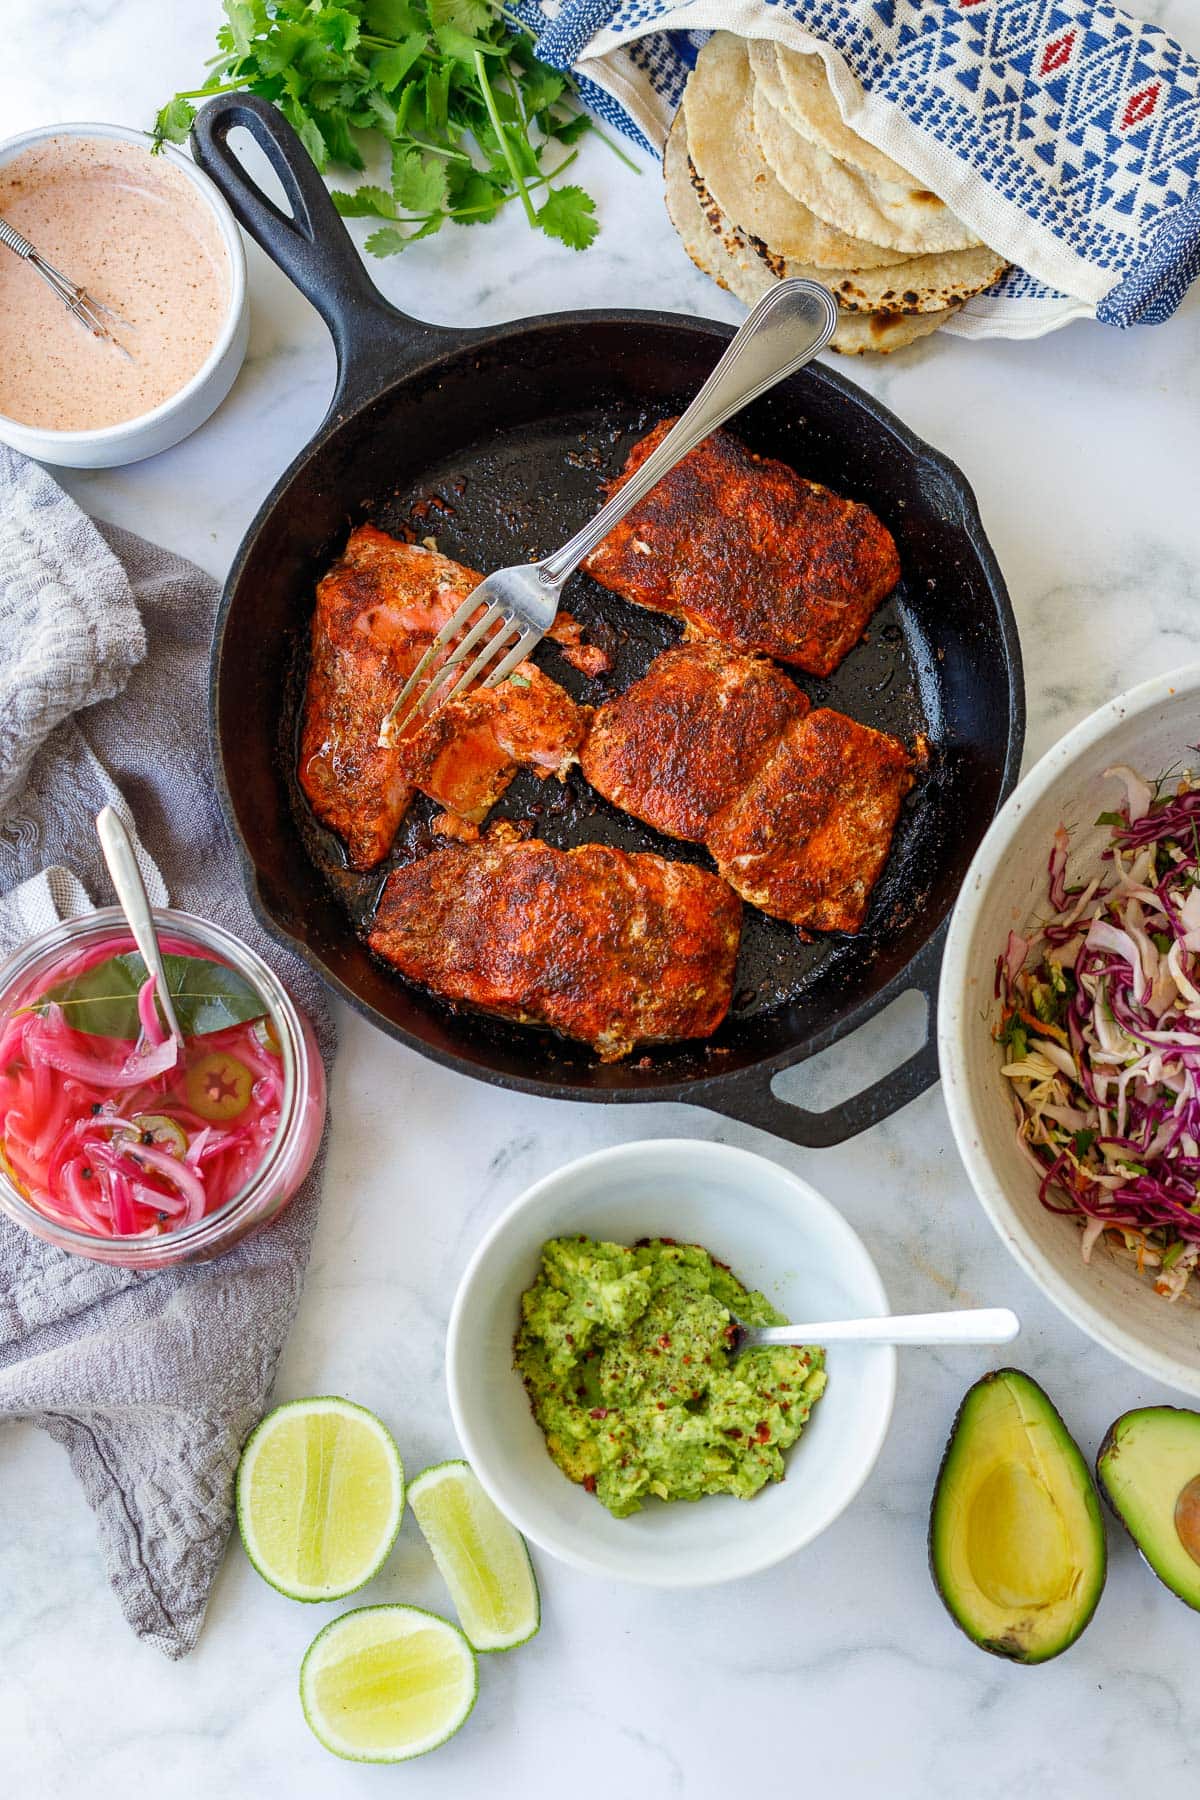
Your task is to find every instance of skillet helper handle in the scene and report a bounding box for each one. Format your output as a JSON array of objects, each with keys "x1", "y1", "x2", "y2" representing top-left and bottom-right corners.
[
  {"x1": 711, "y1": 931, "x2": 943, "y2": 1149},
  {"x1": 190, "y1": 94, "x2": 443, "y2": 401}
]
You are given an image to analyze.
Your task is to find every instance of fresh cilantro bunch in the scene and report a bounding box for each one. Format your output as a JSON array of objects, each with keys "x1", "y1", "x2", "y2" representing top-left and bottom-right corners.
[{"x1": 155, "y1": 0, "x2": 628, "y2": 252}]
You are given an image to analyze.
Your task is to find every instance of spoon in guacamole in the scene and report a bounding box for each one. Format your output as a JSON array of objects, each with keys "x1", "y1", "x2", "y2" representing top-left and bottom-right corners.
[{"x1": 727, "y1": 1305, "x2": 1020, "y2": 1356}]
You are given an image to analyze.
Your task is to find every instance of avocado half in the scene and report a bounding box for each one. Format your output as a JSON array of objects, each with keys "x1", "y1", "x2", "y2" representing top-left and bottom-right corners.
[
  {"x1": 929, "y1": 1369, "x2": 1106, "y2": 1663},
  {"x1": 1097, "y1": 1406, "x2": 1200, "y2": 1610}
]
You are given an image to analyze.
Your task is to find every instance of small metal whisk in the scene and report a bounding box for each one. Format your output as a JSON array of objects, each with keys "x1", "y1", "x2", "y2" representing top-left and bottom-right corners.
[{"x1": 0, "y1": 215, "x2": 133, "y2": 353}]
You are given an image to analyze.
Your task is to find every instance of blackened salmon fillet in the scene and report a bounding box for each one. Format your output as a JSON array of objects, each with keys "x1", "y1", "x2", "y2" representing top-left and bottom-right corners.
[
  {"x1": 707, "y1": 708, "x2": 912, "y2": 933},
  {"x1": 580, "y1": 641, "x2": 808, "y2": 843},
  {"x1": 582, "y1": 422, "x2": 900, "y2": 676},
  {"x1": 299, "y1": 527, "x2": 585, "y2": 867},
  {"x1": 367, "y1": 830, "x2": 742, "y2": 1060}
]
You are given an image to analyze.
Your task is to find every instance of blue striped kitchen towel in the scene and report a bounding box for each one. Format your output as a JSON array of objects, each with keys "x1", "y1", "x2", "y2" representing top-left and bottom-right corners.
[{"x1": 511, "y1": 0, "x2": 1200, "y2": 339}]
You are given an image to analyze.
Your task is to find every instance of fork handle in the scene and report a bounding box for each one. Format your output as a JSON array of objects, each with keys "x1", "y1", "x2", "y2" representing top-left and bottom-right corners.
[{"x1": 537, "y1": 279, "x2": 838, "y2": 588}]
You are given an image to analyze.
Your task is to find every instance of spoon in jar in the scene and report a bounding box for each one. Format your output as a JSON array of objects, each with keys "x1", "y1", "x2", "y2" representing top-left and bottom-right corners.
[
  {"x1": 728, "y1": 1306, "x2": 1020, "y2": 1356},
  {"x1": 95, "y1": 806, "x2": 182, "y2": 1042}
]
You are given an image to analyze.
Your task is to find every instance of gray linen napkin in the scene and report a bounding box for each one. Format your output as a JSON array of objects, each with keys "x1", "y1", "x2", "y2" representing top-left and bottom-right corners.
[{"x1": 0, "y1": 444, "x2": 335, "y2": 1659}]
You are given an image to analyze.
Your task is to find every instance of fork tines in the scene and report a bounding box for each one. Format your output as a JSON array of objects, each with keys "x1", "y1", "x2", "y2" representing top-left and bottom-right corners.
[{"x1": 378, "y1": 590, "x2": 539, "y2": 748}]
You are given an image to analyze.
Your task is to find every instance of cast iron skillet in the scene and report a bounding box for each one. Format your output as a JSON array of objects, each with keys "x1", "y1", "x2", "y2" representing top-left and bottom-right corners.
[{"x1": 191, "y1": 94, "x2": 1024, "y2": 1148}]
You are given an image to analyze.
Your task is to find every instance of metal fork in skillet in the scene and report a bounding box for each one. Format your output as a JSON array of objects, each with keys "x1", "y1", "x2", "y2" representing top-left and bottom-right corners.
[{"x1": 377, "y1": 278, "x2": 838, "y2": 748}]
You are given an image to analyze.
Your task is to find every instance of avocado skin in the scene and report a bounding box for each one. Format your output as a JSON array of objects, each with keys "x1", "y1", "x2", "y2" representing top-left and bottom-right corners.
[
  {"x1": 928, "y1": 1368, "x2": 1107, "y2": 1665},
  {"x1": 1096, "y1": 1406, "x2": 1200, "y2": 1612}
]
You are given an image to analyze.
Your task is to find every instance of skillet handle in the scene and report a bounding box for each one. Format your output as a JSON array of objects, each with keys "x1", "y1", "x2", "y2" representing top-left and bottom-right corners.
[
  {"x1": 707, "y1": 932, "x2": 943, "y2": 1149},
  {"x1": 191, "y1": 93, "x2": 451, "y2": 410}
]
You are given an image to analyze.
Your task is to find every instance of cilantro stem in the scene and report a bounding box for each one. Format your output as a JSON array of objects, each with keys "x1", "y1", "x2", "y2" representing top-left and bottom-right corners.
[
  {"x1": 454, "y1": 147, "x2": 576, "y2": 217},
  {"x1": 502, "y1": 56, "x2": 532, "y2": 136},
  {"x1": 580, "y1": 120, "x2": 642, "y2": 172},
  {"x1": 169, "y1": 79, "x2": 244, "y2": 101},
  {"x1": 406, "y1": 135, "x2": 473, "y2": 164},
  {"x1": 504, "y1": 13, "x2": 641, "y2": 169},
  {"x1": 473, "y1": 47, "x2": 535, "y2": 226}
]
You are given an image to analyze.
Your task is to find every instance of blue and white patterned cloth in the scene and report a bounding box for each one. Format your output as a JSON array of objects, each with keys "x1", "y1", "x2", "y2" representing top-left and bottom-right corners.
[{"x1": 513, "y1": 0, "x2": 1200, "y2": 338}]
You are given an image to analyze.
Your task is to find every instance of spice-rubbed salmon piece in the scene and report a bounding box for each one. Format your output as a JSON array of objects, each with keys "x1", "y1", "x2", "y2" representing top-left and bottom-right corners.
[
  {"x1": 299, "y1": 526, "x2": 585, "y2": 866},
  {"x1": 582, "y1": 422, "x2": 900, "y2": 675},
  {"x1": 580, "y1": 642, "x2": 808, "y2": 842},
  {"x1": 299, "y1": 527, "x2": 476, "y2": 869},
  {"x1": 367, "y1": 830, "x2": 742, "y2": 1060},
  {"x1": 708, "y1": 708, "x2": 912, "y2": 933},
  {"x1": 398, "y1": 661, "x2": 588, "y2": 824}
]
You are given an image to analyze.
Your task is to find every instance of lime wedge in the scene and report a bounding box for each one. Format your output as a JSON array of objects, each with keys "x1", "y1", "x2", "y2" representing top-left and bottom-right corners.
[
  {"x1": 409, "y1": 1459, "x2": 540, "y2": 1651},
  {"x1": 300, "y1": 1605, "x2": 477, "y2": 1762},
  {"x1": 236, "y1": 1397, "x2": 404, "y2": 1601}
]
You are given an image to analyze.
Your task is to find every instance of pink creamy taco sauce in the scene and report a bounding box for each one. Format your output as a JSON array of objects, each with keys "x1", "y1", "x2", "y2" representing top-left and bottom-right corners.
[{"x1": 0, "y1": 134, "x2": 230, "y2": 430}]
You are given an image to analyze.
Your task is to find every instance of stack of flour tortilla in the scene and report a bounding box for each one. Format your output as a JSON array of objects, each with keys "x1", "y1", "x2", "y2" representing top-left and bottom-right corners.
[{"x1": 668, "y1": 34, "x2": 1009, "y2": 354}]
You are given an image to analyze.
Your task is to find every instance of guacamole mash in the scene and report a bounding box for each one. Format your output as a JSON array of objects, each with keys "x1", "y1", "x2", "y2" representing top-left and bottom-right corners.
[{"x1": 513, "y1": 1236, "x2": 827, "y2": 1517}]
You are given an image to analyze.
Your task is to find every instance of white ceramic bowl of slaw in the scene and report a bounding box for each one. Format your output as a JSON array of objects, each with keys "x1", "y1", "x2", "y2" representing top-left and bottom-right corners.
[
  {"x1": 940, "y1": 663, "x2": 1200, "y2": 1397},
  {"x1": 0, "y1": 121, "x2": 248, "y2": 468},
  {"x1": 446, "y1": 1139, "x2": 895, "y2": 1588}
]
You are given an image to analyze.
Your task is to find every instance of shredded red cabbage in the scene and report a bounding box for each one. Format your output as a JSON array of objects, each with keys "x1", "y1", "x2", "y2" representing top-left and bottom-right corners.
[{"x1": 997, "y1": 763, "x2": 1200, "y2": 1301}]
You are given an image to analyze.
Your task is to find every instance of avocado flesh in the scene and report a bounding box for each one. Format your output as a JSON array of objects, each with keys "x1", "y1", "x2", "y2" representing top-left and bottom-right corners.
[
  {"x1": 1097, "y1": 1407, "x2": 1200, "y2": 1610},
  {"x1": 930, "y1": 1369, "x2": 1106, "y2": 1663}
]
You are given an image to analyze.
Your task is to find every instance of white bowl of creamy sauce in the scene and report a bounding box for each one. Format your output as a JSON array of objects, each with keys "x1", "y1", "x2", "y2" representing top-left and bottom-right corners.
[{"x1": 0, "y1": 123, "x2": 248, "y2": 467}]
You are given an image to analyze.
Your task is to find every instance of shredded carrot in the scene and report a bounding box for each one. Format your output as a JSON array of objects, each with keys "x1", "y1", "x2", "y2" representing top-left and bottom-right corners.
[{"x1": 1017, "y1": 1008, "x2": 1069, "y2": 1045}]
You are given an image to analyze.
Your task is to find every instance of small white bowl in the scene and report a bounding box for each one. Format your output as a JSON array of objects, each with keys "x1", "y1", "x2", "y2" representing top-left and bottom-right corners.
[
  {"x1": 0, "y1": 121, "x2": 248, "y2": 468},
  {"x1": 446, "y1": 1139, "x2": 895, "y2": 1588},
  {"x1": 941, "y1": 663, "x2": 1200, "y2": 1395}
]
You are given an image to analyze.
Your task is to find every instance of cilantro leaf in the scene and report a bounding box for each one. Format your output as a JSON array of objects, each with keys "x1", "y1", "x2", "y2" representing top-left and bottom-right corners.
[
  {"x1": 285, "y1": 102, "x2": 329, "y2": 170},
  {"x1": 428, "y1": 0, "x2": 492, "y2": 35},
  {"x1": 520, "y1": 67, "x2": 565, "y2": 114},
  {"x1": 433, "y1": 22, "x2": 495, "y2": 63},
  {"x1": 309, "y1": 103, "x2": 364, "y2": 166},
  {"x1": 392, "y1": 147, "x2": 448, "y2": 212},
  {"x1": 222, "y1": 0, "x2": 265, "y2": 58},
  {"x1": 365, "y1": 225, "x2": 413, "y2": 255},
  {"x1": 153, "y1": 95, "x2": 196, "y2": 145},
  {"x1": 319, "y1": 6, "x2": 362, "y2": 54},
  {"x1": 370, "y1": 35, "x2": 427, "y2": 92},
  {"x1": 365, "y1": 0, "x2": 424, "y2": 31},
  {"x1": 331, "y1": 184, "x2": 398, "y2": 217},
  {"x1": 536, "y1": 184, "x2": 598, "y2": 250},
  {"x1": 548, "y1": 112, "x2": 592, "y2": 146},
  {"x1": 424, "y1": 61, "x2": 451, "y2": 133},
  {"x1": 447, "y1": 165, "x2": 504, "y2": 224},
  {"x1": 367, "y1": 216, "x2": 444, "y2": 253}
]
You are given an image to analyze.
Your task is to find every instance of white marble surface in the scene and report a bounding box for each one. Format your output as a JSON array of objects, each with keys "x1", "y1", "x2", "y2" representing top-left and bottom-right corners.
[{"x1": 4, "y1": 5, "x2": 1200, "y2": 1796}]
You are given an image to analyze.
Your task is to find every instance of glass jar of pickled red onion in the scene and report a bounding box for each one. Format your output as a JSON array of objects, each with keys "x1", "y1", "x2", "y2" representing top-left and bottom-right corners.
[{"x1": 0, "y1": 907, "x2": 326, "y2": 1267}]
